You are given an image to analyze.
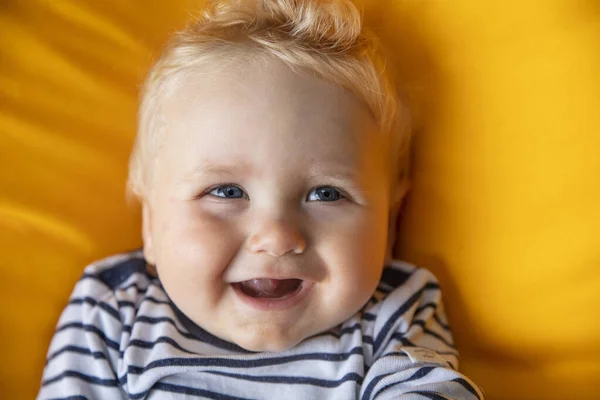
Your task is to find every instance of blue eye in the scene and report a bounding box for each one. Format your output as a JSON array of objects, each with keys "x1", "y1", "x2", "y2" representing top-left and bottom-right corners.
[
  {"x1": 307, "y1": 186, "x2": 343, "y2": 202},
  {"x1": 209, "y1": 185, "x2": 247, "y2": 199}
]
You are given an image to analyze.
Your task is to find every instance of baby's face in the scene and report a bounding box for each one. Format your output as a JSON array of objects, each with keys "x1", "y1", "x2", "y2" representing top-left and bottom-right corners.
[{"x1": 143, "y1": 58, "x2": 393, "y2": 352}]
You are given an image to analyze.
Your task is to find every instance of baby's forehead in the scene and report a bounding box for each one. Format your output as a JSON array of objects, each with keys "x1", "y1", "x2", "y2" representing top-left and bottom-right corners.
[
  {"x1": 143, "y1": 58, "x2": 391, "y2": 187},
  {"x1": 160, "y1": 60, "x2": 378, "y2": 144},
  {"x1": 163, "y1": 58, "x2": 361, "y2": 114}
]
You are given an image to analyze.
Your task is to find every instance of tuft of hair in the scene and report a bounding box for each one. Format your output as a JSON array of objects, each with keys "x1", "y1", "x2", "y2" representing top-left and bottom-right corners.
[{"x1": 128, "y1": 0, "x2": 411, "y2": 201}]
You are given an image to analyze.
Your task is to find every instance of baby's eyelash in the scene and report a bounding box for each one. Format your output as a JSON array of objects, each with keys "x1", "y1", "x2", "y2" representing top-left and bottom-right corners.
[
  {"x1": 204, "y1": 183, "x2": 249, "y2": 200},
  {"x1": 199, "y1": 183, "x2": 353, "y2": 203},
  {"x1": 306, "y1": 186, "x2": 346, "y2": 202}
]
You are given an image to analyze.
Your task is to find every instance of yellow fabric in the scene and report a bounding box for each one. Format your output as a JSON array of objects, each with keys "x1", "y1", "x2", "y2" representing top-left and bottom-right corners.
[{"x1": 1, "y1": 1, "x2": 598, "y2": 399}]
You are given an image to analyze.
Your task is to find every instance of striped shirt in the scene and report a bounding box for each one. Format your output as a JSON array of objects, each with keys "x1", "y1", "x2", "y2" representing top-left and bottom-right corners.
[{"x1": 38, "y1": 250, "x2": 484, "y2": 399}]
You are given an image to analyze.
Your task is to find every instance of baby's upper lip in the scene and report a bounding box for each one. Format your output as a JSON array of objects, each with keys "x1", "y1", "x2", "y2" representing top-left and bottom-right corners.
[
  {"x1": 230, "y1": 275, "x2": 311, "y2": 283},
  {"x1": 226, "y1": 262, "x2": 323, "y2": 283},
  {"x1": 228, "y1": 269, "x2": 316, "y2": 283}
]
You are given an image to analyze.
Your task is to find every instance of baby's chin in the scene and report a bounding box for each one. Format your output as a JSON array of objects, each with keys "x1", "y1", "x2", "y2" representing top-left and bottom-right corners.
[
  {"x1": 226, "y1": 317, "x2": 347, "y2": 352},
  {"x1": 221, "y1": 308, "x2": 358, "y2": 352},
  {"x1": 230, "y1": 329, "x2": 307, "y2": 353},
  {"x1": 224, "y1": 319, "x2": 330, "y2": 352}
]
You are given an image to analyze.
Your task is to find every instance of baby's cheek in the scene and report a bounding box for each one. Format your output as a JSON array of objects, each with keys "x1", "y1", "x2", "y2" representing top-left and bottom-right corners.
[
  {"x1": 158, "y1": 204, "x2": 242, "y2": 284},
  {"x1": 317, "y1": 231, "x2": 383, "y2": 315},
  {"x1": 329, "y1": 211, "x2": 387, "y2": 266},
  {"x1": 322, "y1": 212, "x2": 387, "y2": 305}
]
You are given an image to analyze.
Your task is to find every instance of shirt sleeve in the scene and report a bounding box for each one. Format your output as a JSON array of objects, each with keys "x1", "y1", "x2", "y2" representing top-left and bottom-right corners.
[
  {"x1": 359, "y1": 265, "x2": 485, "y2": 400},
  {"x1": 37, "y1": 266, "x2": 127, "y2": 400}
]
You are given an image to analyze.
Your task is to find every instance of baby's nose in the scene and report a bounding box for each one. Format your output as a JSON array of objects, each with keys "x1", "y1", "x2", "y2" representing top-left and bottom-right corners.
[{"x1": 246, "y1": 219, "x2": 306, "y2": 257}]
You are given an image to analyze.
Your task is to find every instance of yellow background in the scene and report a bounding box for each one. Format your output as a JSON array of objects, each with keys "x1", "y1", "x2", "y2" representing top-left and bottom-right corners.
[{"x1": 1, "y1": 1, "x2": 599, "y2": 399}]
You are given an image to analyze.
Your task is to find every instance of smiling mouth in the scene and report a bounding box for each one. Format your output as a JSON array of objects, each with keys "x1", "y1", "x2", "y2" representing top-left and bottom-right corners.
[{"x1": 235, "y1": 278, "x2": 303, "y2": 299}]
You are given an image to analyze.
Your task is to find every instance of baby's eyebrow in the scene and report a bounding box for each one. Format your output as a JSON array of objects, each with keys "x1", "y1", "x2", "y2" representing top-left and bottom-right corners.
[
  {"x1": 177, "y1": 163, "x2": 364, "y2": 186},
  {"x1": 307, "y1": 164, "x2": 362, "y2": 183},
  {"x1": 308, "y1": 172, "x2": 359, "y2": 185},
  {"x1": 178, "y1": 164, "x2": 251, "y2": 184}
]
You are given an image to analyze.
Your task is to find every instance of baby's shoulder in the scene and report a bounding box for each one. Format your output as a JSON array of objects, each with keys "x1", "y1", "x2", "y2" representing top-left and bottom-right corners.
[
  {"x1": 82, "y1": 250, "x2": 149, "y2": 288},
  {"x1": 376, "y1": 259, "x2": 440, "y2": 294},
  {"x1": 72, "y1": 250, "x2": 157, "y2": 303},
  {"x1": 359, "y1": 259, "x2": 443, "y2": 321}
]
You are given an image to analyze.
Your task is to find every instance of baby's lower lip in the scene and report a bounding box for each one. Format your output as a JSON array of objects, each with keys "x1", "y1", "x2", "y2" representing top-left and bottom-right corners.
[{"x1": 231, "y1": 280, "x2": 314, "y2": 311}]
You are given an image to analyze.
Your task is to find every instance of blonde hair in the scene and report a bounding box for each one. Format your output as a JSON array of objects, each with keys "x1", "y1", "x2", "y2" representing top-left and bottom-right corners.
[{"x1": 128, "y1": 0, "x2": 411, "y2": 200}]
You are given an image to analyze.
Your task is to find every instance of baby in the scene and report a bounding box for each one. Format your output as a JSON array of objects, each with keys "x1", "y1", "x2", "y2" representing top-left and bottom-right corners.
[{"x1": 38, "y1": 0, "x2": 484, "y2": 398}]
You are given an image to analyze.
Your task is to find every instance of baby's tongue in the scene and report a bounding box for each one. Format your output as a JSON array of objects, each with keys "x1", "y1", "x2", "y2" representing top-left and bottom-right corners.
[{"x1": 239, "y1": 278, "x2": 301, "y2": 298}]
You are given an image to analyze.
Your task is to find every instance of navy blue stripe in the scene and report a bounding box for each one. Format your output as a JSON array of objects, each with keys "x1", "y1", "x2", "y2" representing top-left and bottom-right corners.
[
  {"x1": 374, "y1": 285, "x2": 392, "y2": 294},
  {"x1": 415, "y1": 302, "x2": 436, "y2": 313},
  {"x1": 68, "y1": 297, "x2": 121, "y2": 321},
  {"x1": 127, "y1": 314, "x2": 247, "y2": 353},
  {"x1": 298, "y1": 322, "x2": 375, "y2": 347},
  {"x1": 130, "y1": 382, "x2": 251, "y2": 400},
  {"x1": 373, "y1": 282, "x2": 439, "y2": 354},
  {"x1": 362, "y1": 313, "x2": 376, "y2": 321},
  {"x1": 395, "y1": 336, "x2": 415, "y2": 347},
  {"x1": 119, "y1": 332, "x2": 250, "y2": 362},
  {"x1": 126, "y1": 336, "x2": 197, "y2": 355},
  {"x1": 139, "y1": 295, "x2": 171, "y2": 306},
  {"x1": 97, "y1": 257, "x2": 147, "y2": 290},
  {"x1": 80, "y1": 272, "x2": 101, "y2": 281},
  {"x1": 55, "y1": 322, "x2": 120, "y2": 350},
  {"x1": 118, "y1": 281, "x2": 151, "y2": 293},
  {"x1": 391, "y1": 335, "x2": 459, "y2": 356},
  {"x1": 94, "y1": 295, "x2": 169, "y2": 310},
  {"x1": 97, "y1": 301, "x2": 120, "y2": 320},
  {"x1": 364, "y1": 282, "x2": 435, "y2": 324},
  {"x1": 79, "y1": 256, "x2": 145, "y2": 283},
  {"x1": 42, "y1": 370, "x2": 119, "y2": 387},
  {"x1": 452, "y1": 377, "x2": 482, "y2": 400},
  {"x1": 368, "y1": 286, "x2": 392, "y2": 306},
  {"x1": 423, "y1": 326, "x2": 455, "y2": 348},
  {"x1": 363, "y1": 366, "x2": 437, "y2": 400},
  {"x1": 171, "y1": 300, "x2": 254, "y2": 353},
  {"x1": 414, "y1": 302, "x2": 451, "y2": 332},
  {"x1": 433, "y1": 313, "x2": 450, "y2": 331},
  {"x1": 135, "y1": 315, "x2": 198, "y2": 340},
  {"x1": 338, "y1": 322, "x2": 362, "y2": 336},
  {"x1": 363, "y1": 295, "x2": 381, "y2": 309},
  {"x1": 114, "y1": 292, "x2": 170, "y2": 309},
  {"x1": 380, "y1": 267, "x2": 413, "y2": 288},
  {"x1": 125, "y1": 346, "x2": 364, "y2": 376},
  {"x1": 73, "y1": 281, "x2": 166, "y2": 308},
  {"x1": 46, "y1": 345, "x2": 107, "y2": 365},
  {"x1": 204, "y1": 370, "x2": 363, "y2": 388},
  {"x1": 49, "y1": 396, "x2": 89, "y2": 400},
  {"x1": 116, "y1": 281, "x2": 170, "y2": 303},
  {"x1": 409, "y1": 320, "x2": 455, "y2": 348},
  {"x1": 68, "y1": 297, "x2": 99, "y2": 307},
  {"x1": 317, "y1": 322, "x2": 362, "y2": 339},
  {"x1": 404, "y1": 391, "x2": 451, "y2": 400},
  {"x1": 117, "y1": 300, "x2": 136, "y2": 308}
]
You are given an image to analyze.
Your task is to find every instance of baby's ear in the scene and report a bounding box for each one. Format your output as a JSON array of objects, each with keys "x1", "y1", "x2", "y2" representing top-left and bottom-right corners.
[
  {"x1": 385, "y1": 178, "x2": 411, "y2": 260},
  {"x1": 142, "y1": 201, "x2": 156, "y2": 265}
]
